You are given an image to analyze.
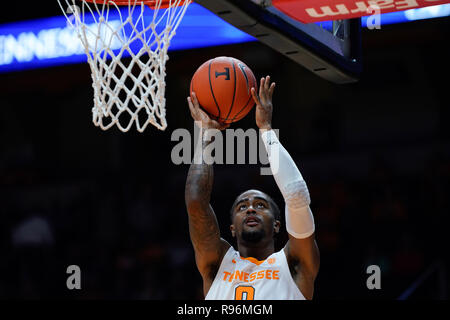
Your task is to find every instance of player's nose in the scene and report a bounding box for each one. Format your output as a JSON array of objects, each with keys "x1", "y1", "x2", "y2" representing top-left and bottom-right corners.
[{"x1": 245, "y1": 206, "x2": 257, "y2": 214}]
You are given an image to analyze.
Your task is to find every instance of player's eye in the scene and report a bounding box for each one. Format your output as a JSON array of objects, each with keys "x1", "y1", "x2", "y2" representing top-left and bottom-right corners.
[
  {"x1": 238, "y1": 204, "x2": 247, "y2": 211},
  {"x1": 256, "y1": 202, "x2": 266, "y2": 209}
]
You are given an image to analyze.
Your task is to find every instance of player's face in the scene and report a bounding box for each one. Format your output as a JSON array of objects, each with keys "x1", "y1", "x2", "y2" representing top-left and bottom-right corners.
[{"x1": 231, "y1": 190, "x2": 278, "y2": 244}]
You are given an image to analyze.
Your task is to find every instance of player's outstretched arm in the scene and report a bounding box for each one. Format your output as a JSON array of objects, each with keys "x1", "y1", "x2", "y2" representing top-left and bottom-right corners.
[
  {"x1": 185, "y1": 93, "x2": 231, "y2": 290},
  {"x1": 252, "y1": 77, "x2": 320, "y2": 300}
]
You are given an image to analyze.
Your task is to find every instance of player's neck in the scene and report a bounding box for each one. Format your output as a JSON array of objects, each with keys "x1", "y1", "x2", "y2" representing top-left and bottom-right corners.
[{"x1": 237, "y1": 241, "x2": 275, "y2": 261}]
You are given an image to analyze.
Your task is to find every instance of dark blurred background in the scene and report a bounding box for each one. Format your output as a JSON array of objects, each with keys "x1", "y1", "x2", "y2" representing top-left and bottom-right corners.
[{"x1": 0, "y1": 9, "x2": 449, "y2": 300}]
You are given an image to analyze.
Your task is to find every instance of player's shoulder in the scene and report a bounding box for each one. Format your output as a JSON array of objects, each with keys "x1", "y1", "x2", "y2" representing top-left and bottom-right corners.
[
  {"x1": 271, "y1": 247, "x2": 289, "y2": 263},
  {"x1": 220, "y1": 241, "x2": 236, "y2": 260}
]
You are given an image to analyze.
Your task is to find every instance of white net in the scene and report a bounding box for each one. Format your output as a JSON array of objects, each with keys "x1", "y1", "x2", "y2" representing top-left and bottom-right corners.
[{"x1": 58, "y1": 0, "x2": 191, "y2": 132}]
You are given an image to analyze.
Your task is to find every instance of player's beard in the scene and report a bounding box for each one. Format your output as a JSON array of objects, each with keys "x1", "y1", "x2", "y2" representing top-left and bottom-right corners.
[{"x1": 241, "y1": 228, "x2": 266, "y2": 243}]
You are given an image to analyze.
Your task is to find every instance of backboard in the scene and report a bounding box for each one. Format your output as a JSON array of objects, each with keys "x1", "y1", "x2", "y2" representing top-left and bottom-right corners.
[{"x1": 195, "y1": 0, "x2": 362, "y2": 84}]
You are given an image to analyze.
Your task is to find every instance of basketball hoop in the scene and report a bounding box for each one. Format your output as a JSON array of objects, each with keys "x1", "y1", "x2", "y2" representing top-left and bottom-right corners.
[{"x1": 58, "y1": 0, "x2": 191, "y2": 132}]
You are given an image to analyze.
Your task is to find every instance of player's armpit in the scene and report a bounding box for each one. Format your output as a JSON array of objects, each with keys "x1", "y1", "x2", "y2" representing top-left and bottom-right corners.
[{"x1": 284, "y1": 233, "x2": 320, "y2": 300}]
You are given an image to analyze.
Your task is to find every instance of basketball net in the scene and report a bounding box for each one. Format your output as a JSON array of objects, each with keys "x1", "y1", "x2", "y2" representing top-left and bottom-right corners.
[{"x1": 58, "y1": 0, "x2": 191, "y2": 132}]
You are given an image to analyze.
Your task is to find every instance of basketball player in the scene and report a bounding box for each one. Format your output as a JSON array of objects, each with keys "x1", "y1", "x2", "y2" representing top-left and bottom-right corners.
[{"x1": 185, "y1": 76, "x2": 319, "y2": 300}]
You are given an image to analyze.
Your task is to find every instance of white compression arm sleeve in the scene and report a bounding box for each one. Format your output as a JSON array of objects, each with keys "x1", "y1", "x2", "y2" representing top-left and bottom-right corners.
[{"x1": 261, "y1": 130, "x2": 315, "y2": 239}]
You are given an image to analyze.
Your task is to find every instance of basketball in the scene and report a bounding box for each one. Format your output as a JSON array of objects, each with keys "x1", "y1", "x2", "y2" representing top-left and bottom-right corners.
[{"x1": 190, "y1": 56, "x2": 258, "y2": 124}]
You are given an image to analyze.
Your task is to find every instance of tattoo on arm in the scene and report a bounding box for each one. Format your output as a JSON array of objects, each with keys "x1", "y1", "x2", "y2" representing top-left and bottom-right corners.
[{"x1": 185, "y1": 133, "x2": 222, "y2": 255}]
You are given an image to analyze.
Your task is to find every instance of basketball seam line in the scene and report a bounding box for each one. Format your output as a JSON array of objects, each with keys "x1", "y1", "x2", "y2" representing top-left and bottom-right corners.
[
  {"x1": 209, "y1": 60, "x2": 222, "y2": 119},
  {"x1": 231, "y1": 77, "x2": 255, "y2": 121},
  {"x1": 224, "y1": 58, "x2": 237, "y2": 121},
  {"x1": 231, "y1": 95, "x2": 253, "y2": 122}
]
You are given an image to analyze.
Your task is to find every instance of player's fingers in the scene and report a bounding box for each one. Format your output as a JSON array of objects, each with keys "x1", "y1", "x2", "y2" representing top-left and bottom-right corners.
[
  {"x1": 191, "y1": 91, "x2": 201, "y2": 108},
  {"x1": 259, "y1": 77, "x2": 265, "y2": 98},
  {"x1": 187, "y1": 97, "x2": 198, "y2": 118},
  {"x1": 196, "y1": 105, "x2": 209, "y2": 120},
  {"x1": 264, "y1": 75, "x2": 271, "y2": 91},
  {"x1": 259, "y1": 78, "x2": 269, "y2": 102},
  {"x1": 269, "y1": 82, "x2": 276, "y2": 98},
  {"x1": 251, "y1": 87, "x2": 261, "y2": 106}
]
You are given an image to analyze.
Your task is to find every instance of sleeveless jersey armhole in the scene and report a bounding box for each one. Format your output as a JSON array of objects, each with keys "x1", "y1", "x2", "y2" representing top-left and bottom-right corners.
[
  {"x1": 280, "y1": 249, "x2": 308, "y2": 300},
  {"x1": 204, "y1": 246, "x2": 235, "y2": 299}
]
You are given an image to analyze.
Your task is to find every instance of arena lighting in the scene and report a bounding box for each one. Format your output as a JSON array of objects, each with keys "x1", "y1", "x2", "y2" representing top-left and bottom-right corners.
[{"x1": 0, "y1": 3, "x2": 449, "y2": 73}]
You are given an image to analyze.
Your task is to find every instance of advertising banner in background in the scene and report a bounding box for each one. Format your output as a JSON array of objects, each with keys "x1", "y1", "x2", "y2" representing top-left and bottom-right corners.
[{"x1": 272, "y1": 0, "x2": 450, "y2": 22}]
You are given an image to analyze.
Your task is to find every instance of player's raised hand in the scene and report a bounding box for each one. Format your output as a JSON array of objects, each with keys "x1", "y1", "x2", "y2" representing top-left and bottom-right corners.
[
  {"x1": 251, "y1": 75, "x2": 275, "y2": 131},
  {"x1": 188, "y1": 92, "x2": 230, "y2": 131}
]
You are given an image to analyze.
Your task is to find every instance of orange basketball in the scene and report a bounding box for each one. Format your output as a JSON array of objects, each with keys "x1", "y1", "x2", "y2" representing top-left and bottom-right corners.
[{"x1": 190, "y1": 57, "x2": 257, "y2": 124}]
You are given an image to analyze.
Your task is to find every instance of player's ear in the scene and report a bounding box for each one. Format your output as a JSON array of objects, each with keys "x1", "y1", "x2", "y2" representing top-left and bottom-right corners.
[
  {"x1": 230, "y1": 224, "x2": 236, "y2": 238},
  {"x1": 273, "y1": 220, "x2": 281, "y2": 234}
]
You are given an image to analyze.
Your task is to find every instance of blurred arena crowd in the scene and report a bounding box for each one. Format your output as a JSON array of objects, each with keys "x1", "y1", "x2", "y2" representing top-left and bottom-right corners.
[{"x1": 1, "y1": 143, "x2": 448, "y2": 299}]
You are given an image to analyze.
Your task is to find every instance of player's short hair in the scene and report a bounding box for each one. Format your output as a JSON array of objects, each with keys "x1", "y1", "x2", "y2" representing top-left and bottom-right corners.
[{"x1": 230, "y1": 190, "x2": 281, "y2": 222}]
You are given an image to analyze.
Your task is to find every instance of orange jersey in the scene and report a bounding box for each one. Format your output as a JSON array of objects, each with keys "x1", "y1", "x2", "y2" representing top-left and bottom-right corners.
[{"x1": 205, "y1": 247, "x2": 306, "y2": 300}]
